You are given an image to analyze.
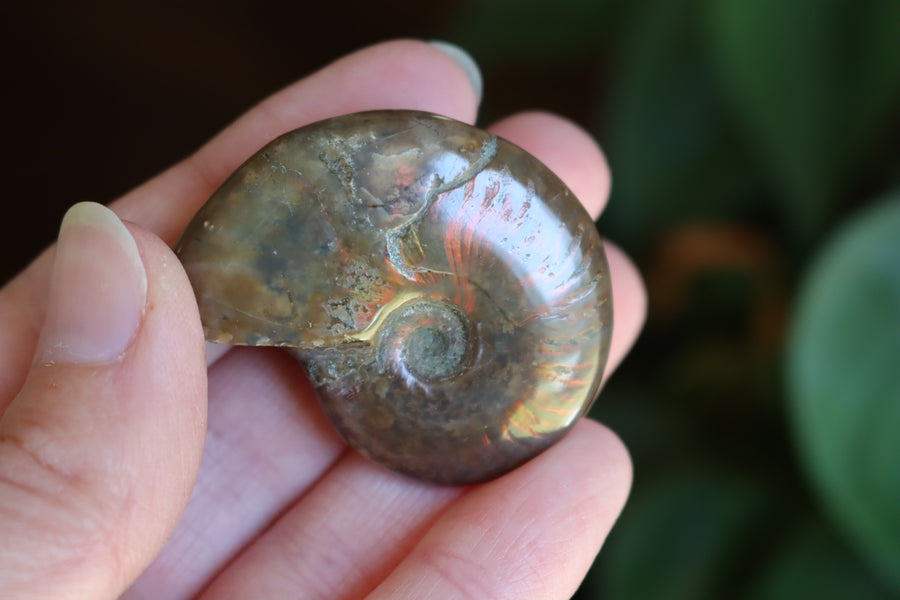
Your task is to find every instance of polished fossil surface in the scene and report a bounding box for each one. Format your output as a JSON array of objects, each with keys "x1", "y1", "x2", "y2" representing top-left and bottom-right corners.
[{"x1": 176, "y1": 110, "x2": 613, "y2": 485}]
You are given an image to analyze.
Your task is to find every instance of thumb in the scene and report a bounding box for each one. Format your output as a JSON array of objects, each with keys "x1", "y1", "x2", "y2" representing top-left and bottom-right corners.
[{"x1": 0, "y1": 202, "x2": 207, "y2": 599}]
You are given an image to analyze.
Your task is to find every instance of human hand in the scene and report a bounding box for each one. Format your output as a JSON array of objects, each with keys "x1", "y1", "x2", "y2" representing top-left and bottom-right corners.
[{"x1": 0, "y1": 40, "x2": 646, "y2": 599}]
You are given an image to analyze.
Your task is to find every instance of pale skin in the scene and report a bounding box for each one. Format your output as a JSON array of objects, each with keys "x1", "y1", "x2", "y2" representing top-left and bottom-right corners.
[{"x1": 0, "y1": 41, "x2": 647, "y2": 599}]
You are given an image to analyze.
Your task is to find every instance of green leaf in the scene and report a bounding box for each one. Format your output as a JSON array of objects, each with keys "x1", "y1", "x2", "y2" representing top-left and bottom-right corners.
[
  {"x1": 787, "y1": 194, "x2": 900, "y2": 591},
  {"x1": 602, "y1": 0, "x2": 760, "y2": 247},
  {"x1": 597, "y1": 471, "x2": 770, "y2": 600},
  {"x1": 749, "y1": 520, "x2": 897, "y2": 600},
  {"x1": 706, "y1": 0, "x2": 900, "y2": 241}
]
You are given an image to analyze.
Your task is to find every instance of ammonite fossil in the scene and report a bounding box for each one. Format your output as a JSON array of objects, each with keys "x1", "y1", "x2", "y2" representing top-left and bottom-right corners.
[{"x1": 176, "y1": 110, "x2": 613, "y2": 485}]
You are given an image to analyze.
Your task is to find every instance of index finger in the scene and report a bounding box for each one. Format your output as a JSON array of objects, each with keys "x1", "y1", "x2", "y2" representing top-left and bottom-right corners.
[{"x1": 115, "y1": 39, "x2": 481, "y2": 245}]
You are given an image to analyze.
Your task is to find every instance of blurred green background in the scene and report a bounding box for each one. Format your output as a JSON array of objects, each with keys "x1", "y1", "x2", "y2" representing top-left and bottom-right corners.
[{"x1": 2, "y1": 1, "x2": 898, "y2": 597}]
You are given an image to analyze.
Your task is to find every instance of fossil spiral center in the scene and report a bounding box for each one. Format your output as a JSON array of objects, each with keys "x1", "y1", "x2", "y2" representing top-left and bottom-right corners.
[{"x1": 376, "y1": 298, "x2": 475, "y2": 383}]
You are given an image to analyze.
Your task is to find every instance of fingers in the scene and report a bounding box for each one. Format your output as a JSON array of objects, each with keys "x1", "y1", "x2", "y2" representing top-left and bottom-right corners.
[
  {"x1": 192, "y1": 424, "x2": 628, "y2": 600},
  {"x1": 0, "y1": 248, "x2": 53, "y2": 411},
  {"x1": 605, "y1": 241, "x2": 647, "y2": 379},
  {"x1": 193, "y1": 424, "x2": 629, "y2": 600},
  {"x1": 124, "y1": 348, "x2": 347, "y2": 599},
  {"x1": 366, "y1": 421, "x2": 632, "y2": 600},
  {"x1": 197, "y1": 454, "x2": 464, "y2": 600},
  {"x1": 113, "y1": 39, "x2": 482, "y2": 246},
  {"x1": 0, "y1": 203, "x2": 207, "y2": 598}
]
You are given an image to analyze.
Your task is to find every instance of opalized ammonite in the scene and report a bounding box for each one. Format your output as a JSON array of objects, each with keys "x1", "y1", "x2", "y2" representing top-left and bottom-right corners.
[{"x1": 176, "y1": 110, "x2": 613, "y2": 485}]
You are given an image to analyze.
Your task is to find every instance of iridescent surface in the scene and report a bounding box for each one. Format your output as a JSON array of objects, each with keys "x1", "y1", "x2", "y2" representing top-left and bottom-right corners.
[{"x1": 176, "y1": 110, "x2": 613, "y2": 485}]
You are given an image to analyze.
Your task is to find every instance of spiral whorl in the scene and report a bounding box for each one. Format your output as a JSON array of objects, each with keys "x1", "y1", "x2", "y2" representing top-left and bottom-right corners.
[{"x1": 376, "y1": 299, "x2": 475, "y2": 384}]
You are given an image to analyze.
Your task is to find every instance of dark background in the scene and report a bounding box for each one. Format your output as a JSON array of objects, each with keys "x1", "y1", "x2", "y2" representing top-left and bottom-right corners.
[{"x1": 2, "y1": 1, "x2": 899, "y2": 598}]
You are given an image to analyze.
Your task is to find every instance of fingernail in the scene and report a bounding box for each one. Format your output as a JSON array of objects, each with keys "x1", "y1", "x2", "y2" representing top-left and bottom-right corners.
[
  {"x1": 429, "y1": 40, "x2": 483, "y2": 104},
  {"x1": 39, "y1": 202, "x2": 147, "y2": 365}
]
